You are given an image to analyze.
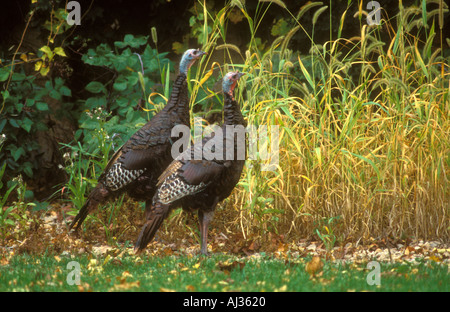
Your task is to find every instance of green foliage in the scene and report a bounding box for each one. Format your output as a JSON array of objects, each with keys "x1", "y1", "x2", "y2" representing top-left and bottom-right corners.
[
  {"x1": 314, "y1": 216, "x2": 341, "y2": 252},
  {"x1": 0, "y1": 0, "x2": 74, "y2": 183},
  {"x1": 1, "y1": 253, "x2": 449, "y2": 291},
  {"x1": 271, "y1": 18, "x2": 291, "y2": 37},
  {"x1": 78, "y1": 34, "x2": 172, "y2": 147},
  {"x1": 0, "y1": 62, "x2": 72, "y2": 179},
  {"x1": 0, "y1": 160, "x2": 17, "y2": 236},
  {"x1": 62, "y1": 35, "x2": 172, "y2": 217},
  {"x1": 190, "y1": 13, "x2": 212, "y2": 45},
  {"x1": 0, "y1": 167, "x2": 45, "y2": 241}
]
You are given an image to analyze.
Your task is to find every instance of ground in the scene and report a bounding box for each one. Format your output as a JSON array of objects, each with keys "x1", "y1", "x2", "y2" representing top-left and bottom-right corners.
[
  {"x1": 2, "y1": 202, "x2": 449, "y2": 265},
  {"x1": 1, "y1": 201, "x2": 449, "y2": 292}
]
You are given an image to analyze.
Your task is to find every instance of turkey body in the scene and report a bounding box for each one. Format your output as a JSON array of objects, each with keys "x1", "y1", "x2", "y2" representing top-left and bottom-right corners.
[
  {"x1": 135, "y1": 71, "x2": 246, "y2": 255},
  {"x1": 69, "y1": 49, "x2": 205, "y2": 231}
]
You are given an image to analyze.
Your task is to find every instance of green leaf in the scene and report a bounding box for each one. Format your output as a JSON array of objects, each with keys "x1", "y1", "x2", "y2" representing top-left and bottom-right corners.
[
  {"x1": 280, "y1": 105, "x2": 296, "y2": 121},
  {"x1": 114, "y1": 34, "x2": 148, "y2": 49},
  {"x1": 1, "y1": 90, "x2": 10, "y2": 102},
  {"x1": 80, "y1": 118, "x2": 99, "y2": 130},
  {"x1": 15, "y1": 103, "x2": 23, "y2": 113},
  {"x1": 36, "y1": 102, "x2": 49, "y2": 111},
  {"x1": 126, "y1": 108, "x2": 134, "y2": 123},
  {"x1": 9, "y1": 119, "x2": 19, "y2": 128},
  {"x1": 126, "y1": 74, "x2": 139, "y2": 87},
  {"x1": 0, "y1": 68, "x2": 10, "y2": 81},
  {"x1": 0, "y1": 183, "x2": 16, "y2": 207},
  {"x1": 189, "y1": 16, "x2": 196, "y2": 27},
  {"x1": 113, "y1": 79, "x2": 127, "y2": 91},
  {"x1": 54, "y1": 47, "x2": 67, "y2": 57},
  {"x1": 85, "y1": 81, "x2": 106, "y2": 94},
  {"x1": 12, "y1": 146, "x2": 25, "y2": 161},
  {"x1": 85, "y1": 96, "x2": 106, "y2": 109},
  {"x1": 271, "y1": 18, "x2": 290, "y2": 36},
  {"x1": 0, "y1": 119, "x2": 6, "y2": 133},
  {"x1": 25, "y1": 98, "x2": 35, "y2": 107},
  {"x1": 115, "y1": 96, "x2": 129, "y2": 108},
  {"x1": 11, "y1": 73, "x2": 26, "y2": 81},
  {"x1": 60, "y1": 86, "x2": 72, "y2": 97},
  {"x1": 40, "y1": 66, "x2": 50, "y2": 76},
  {"x1": 5, "y1": 220, "x2": 15, "y2": 226},
  {"x1": 415, "y1": 44, "x2": 428, "y2": 77},
  {"x1": 21, "y1": 117, "x2": 33, "y2": 133},
  {"x1": 297, "y1": 55, "x2": 315, "y2": 90},
  {"x1": 340, "y1": 149, "x2": 381, "y2": 181},
  {"x1": 392, "y1": 27, "x2": 401, "y2": 55},
  {"x1": 421, "y1": 0, "x2": 427, "y2": 30},
  {"x1": 40, "y1": 45, "x2": 54, "y2": 61},
  {"x1": 22, "y1": 162, "x2": 33, "y2": 178},
  {"x1": 49, "y1": 89, "x2": 61, "y2": 100}
]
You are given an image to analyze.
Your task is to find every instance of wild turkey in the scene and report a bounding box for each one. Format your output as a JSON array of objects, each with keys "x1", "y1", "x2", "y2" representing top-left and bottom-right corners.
[
  {"x1": 69, "y1": 48, "x2": 206, "y2": 231},
  {"x1": 134, "y1": 71, "x2": 246, "y2": 255}
]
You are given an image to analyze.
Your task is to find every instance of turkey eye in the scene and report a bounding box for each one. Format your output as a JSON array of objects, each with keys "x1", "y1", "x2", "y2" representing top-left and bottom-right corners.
[{"x1": 232, "y1": 74, "x2": 237, "y2": 79}]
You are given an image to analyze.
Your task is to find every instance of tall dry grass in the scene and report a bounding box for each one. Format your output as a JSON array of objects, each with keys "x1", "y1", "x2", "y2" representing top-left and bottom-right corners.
[{"x1": 187, "y1": 0, "x2": 449, "y2": 244}]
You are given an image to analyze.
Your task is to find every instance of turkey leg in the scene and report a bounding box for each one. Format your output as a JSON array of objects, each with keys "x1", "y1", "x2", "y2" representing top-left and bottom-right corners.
[{"x1": 198, "y1": 209, "x2": 215, "y2": 255}]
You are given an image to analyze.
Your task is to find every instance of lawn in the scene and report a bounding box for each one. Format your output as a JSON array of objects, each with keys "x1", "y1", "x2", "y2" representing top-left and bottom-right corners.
[{"x1": 1, "y1": 251, "x2": 448, "y2": 292}]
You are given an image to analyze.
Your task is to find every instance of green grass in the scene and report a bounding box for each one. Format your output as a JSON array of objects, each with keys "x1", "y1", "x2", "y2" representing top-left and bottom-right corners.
[{"x1": 1, "y1": 253, "x2": 448, "y2": 292}]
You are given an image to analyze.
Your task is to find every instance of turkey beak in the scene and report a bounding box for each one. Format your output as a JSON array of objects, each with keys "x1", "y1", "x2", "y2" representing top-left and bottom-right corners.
[{"x1": 237, "y1": 72, "x2": 246, "y2": 80}]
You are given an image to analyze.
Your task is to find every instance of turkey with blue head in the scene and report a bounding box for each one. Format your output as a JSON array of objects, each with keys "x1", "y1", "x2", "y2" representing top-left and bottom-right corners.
[{"x1": 69, "y1": 49, "x2": 206, "y2": 231}]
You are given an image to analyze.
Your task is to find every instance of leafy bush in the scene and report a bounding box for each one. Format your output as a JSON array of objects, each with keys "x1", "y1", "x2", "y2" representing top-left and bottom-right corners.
[
  {"x1": 0, "y1": 65, "x2": 72, "y2": 181},
  {"x1": 0, "y1": 0, "x2": 75, "y2": 191},
  {"x1": 62, "y1": 35, "x2": 173, "y2": 210},
  {"x1": 75, "y1": 34, "x2": 172, "y2": 154}
]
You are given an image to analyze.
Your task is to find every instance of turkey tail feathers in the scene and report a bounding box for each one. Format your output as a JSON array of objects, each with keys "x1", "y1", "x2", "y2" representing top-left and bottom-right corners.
[
  {"x1": 68, "y1": 200, "x2": 90, "y2": 231},
  {"x1": 69, "y1": 183, "x2": 109, "y2": 231},
  {"x1": 134, "y1": 201, "x2": 170, "y2": 253}
]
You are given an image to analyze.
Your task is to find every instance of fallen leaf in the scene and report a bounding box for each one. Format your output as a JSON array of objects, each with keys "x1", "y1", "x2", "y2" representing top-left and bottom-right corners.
[
  {"x1": 1, "y1": 257, "x2": 10, "y2": 266},
  {"x1": 110, "y1": 280, "x2": 140, "y2": 291},
  {"x1": 305, "y1": 256, "x2": 324, "y2": 277},
  {"x1": 275, "y1": 285, "x2": 288, "y2": 292},
  {"x1": 405, "y1": 246, "x2": 415, "y2": 255},
  {"x1": 217, "y1": 260, "x2": 246, "y2": 272},
  {"x1": 77, "y1": 283, "x2": 92, "y2": 292},
  {"x1": 428, "y1": 254, "x2": 442, "y2": 263},
  {"x1": 121, "y1": 271, "x2": 133, "y2": 279}
]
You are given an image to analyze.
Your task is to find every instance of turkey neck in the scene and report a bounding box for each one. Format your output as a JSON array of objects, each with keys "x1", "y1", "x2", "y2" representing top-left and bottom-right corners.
[
  {"x1": 166, "y1": 72, "x2": 189, "y2": 124},
  {"x1": 223, "y1": 92, "x2": 245, "y2": 127}
]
